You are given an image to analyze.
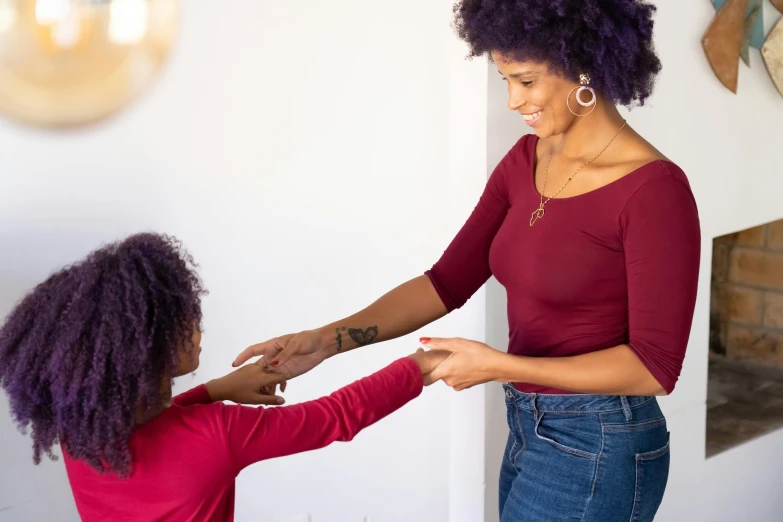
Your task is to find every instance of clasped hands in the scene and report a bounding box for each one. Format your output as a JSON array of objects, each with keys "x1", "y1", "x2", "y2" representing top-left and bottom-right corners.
[{"x1": 209, "y1": 334, "x2": 504, "y2": 406}]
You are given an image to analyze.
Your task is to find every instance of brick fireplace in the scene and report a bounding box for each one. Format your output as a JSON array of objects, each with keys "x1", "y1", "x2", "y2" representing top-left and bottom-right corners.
[
  {"x1": 711, "y1": 220, "x2": 783, "y2": 364},
  {"x1": 707, "y1": 219, "x2": 783, "y2": 457}
]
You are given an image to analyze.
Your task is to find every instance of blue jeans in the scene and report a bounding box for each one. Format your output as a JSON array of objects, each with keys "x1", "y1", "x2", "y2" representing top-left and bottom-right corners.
[{"x1": 499, "y1": 384, "x2": 670, "y2": 522}]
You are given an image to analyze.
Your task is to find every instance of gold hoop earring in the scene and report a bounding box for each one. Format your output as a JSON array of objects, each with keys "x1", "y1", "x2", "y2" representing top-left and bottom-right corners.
[{"x1": 567, "y1": 73, "x2": 597, "y2": 117}]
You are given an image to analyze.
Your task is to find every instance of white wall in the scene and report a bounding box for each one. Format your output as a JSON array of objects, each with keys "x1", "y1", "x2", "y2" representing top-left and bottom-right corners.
[
  {"x1": 483, "y1": 1, "x2": 783, "y2": 521},
  {"x1": 0, "y1": 2, "x2": 489, "y2": 521}
]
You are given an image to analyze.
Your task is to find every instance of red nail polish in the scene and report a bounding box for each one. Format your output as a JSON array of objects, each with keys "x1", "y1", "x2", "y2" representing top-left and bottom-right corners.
[
  {"x1": 420, "y1": 338, "x2": 430, "y2": 344},
  {"x1": 270, "y1": 361, "x2": 279, "y2": 367}
]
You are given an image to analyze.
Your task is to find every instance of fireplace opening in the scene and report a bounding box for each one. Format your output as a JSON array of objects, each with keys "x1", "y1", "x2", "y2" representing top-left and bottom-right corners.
[{"x1": 707, "y1": 220, "x2": 783, "y2": 458}]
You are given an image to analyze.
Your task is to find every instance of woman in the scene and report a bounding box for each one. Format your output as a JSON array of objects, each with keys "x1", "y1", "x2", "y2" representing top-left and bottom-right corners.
[{"x1": 233, "y1": 1, "x2": 700, "y2": 520}]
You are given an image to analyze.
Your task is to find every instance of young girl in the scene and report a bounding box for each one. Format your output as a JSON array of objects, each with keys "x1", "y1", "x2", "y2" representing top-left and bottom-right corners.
[{"x1": 0, "y1": 233, "x2": 447, "y2": 522}]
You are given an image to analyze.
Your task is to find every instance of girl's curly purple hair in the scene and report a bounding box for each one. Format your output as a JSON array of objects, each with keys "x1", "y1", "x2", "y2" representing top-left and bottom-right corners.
[
  {"x1": 453, "y1": 0, "x2": 662, "y2": 106},
  {"x1": 0, "y1": 233, "x2": 206, "y2": 476}
]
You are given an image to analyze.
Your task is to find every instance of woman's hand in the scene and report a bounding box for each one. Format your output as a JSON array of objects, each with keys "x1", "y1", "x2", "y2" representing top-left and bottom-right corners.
[
  {"x1": 233, "y1": 333, "x2": 302, "y2": 367},
  {"x1": 420, "y1": 337, "x2": 506, "y2": 391},
  {"x1": 232, "y1": 330, "x2": 329, "y2": 381},
  {"x1": 206, "y1": 363, "x2": 288, "y2": 406}
]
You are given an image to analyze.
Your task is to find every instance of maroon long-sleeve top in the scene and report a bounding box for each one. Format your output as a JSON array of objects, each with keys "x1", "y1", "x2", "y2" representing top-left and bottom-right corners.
[{"x1": 427, "y1": 135, "x2": 701, "y2": 394}]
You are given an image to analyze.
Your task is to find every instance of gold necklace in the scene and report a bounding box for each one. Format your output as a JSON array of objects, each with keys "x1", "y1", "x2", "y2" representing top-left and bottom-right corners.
[{"x1": 530, "y1": 120, "x2": 628, "y2": 226}]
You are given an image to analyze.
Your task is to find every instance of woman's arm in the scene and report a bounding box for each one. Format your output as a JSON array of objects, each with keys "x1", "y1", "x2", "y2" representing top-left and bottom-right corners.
[
  {"x1": 493, "y1": 346, "x2": 666, "y2": 396},
  {"x1": 232, "y1": 275, "x2": 448, "y2": 373},
  {"x1": 317, "y1": 275, "x2": 449, "y2": 358},
  {"x1": 422, "y1": 338, "x2": 665, "y2": 395}
]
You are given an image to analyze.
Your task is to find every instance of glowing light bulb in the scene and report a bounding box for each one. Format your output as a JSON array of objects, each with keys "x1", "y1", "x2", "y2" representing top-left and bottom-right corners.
[
  {"x1": 0, "y1": 0, "x2": 178, "y2": 127},
  {"x1": 109, "y1": 0, "x2": 148, "y2": 44}
]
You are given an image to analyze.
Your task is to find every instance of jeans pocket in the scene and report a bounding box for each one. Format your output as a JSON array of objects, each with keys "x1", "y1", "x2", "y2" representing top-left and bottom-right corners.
[
  {"x1": 534, "y1": 412, "x2": 601, "y2": 459},
  {"x1": 631, "y1": 433, "x2": 670, "y2": 522}
]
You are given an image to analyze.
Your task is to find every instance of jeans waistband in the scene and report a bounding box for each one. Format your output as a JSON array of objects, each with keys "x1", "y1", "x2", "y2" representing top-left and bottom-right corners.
[{"x1": 502, "y1": 383, "x2": 654, "y2": 414}]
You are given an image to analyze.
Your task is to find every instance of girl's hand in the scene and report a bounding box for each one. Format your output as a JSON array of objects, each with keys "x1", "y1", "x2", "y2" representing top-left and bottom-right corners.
[
  {"x1": 408, "y1": 348, "x2": 451, "y2": 385},
  {"x1": 206, "y1": 363, "x2": 287, "y2": 406}
]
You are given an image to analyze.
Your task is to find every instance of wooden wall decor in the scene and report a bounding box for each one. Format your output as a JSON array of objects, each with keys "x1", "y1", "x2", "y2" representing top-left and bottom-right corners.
[
  {"x1": 712, "y1": 0, "x2": 765, "y2": 66},
  {"x1": 704, "y1": 0, "x2": 783, "y2": 98},
  {"x1": 703, "y1": 0, "x2": 749, "y2": 93}
]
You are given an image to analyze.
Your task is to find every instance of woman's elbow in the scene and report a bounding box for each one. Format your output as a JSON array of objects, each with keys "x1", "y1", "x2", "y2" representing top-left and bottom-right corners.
[
  {"x1": 636, "y1": 373, "x2": 669, "y2": 397},
  {"x1": 624, "y1": 346, "x2": 673, "y2": 396},
  {"x1": 653, "y1": 385, "x2": 669, "y2": 397}
]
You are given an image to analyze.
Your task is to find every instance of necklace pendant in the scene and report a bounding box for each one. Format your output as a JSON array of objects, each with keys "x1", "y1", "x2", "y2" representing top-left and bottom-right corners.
[{"x1": 530, "y1": 205, "x2": 545, "y2": 226}]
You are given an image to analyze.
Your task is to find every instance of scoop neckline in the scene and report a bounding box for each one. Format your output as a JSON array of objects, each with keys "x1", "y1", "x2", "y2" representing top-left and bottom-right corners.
[{"x1": 528, "y1": 134, "x2": 674, "y2": 202}]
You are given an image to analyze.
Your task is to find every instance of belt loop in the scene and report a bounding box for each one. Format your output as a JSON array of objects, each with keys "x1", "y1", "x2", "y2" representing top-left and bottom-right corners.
[
  {"x1": 529, "y1": 393, "x2": 538, "y2": 419},
  {"x1": 621, "y1": 396, "x2": 632, "y2": 421}
]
